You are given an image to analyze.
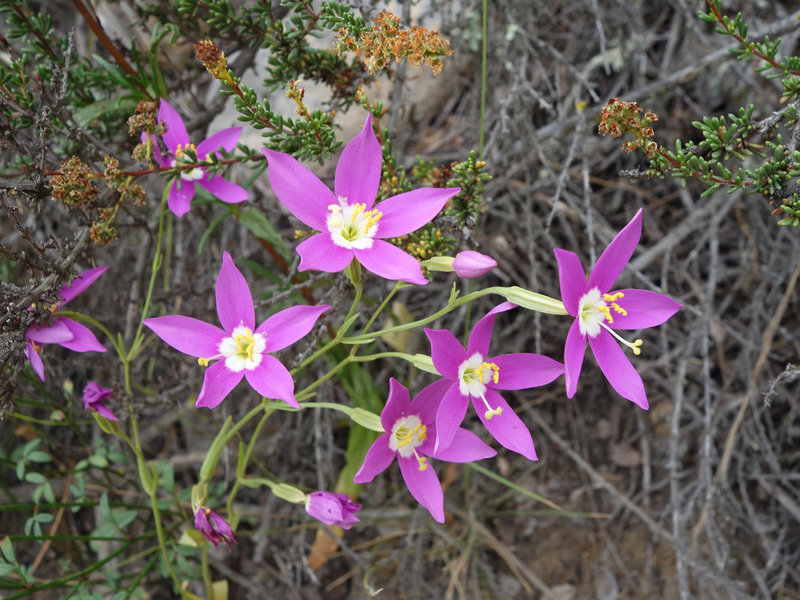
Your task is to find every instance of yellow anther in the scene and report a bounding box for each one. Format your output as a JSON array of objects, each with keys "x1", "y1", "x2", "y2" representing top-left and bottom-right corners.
[
  {"x1": 175, "y1": 142, "x2": 197, "y2": 160},
  {"x1": 484, "y1": 406, "x2": 503, "y2": 421},
  {"x1": 396, "y1": 423, "x2": 427, "y2": 449},
  {"x1": 603, "y1": 292, "x2": 625, "y2": 302},
  {"x1": 234, "y1": 331, "x2": 256, "y2": 362},
  {"x1": 610, "y1": 302, "x2": 628, "y2": 316},
  {"x1": 198, "y1": 357, "x2": 210, "y2": 367},
  {"x1": 475, "y1": 361, "x2": 500, "y2": 385},
  {"x1": 364, "y1": 209, "x2": 382, "y2": 231},
  {"x1": 596, "y1": 304, "x2": 613, "y2": 324},
  {"x1": 631, "y1": 338, "x2": 643, "y2": 356}
]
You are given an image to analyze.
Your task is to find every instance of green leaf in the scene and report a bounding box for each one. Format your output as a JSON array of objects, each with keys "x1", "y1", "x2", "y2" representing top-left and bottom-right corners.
[{"x1": 0, "y1": 536, "x2": 16, "y2": 563}]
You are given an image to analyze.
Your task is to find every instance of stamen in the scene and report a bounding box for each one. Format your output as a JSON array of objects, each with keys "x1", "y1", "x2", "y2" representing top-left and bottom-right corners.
[
  {"x1": 477, "y1": 392, "x2": 503, "y2": 420},
  {"x1": 417, "y1": 456, "x2": 429, "y2": 471},
  {"x1": 475, "y1": 361, "x2": 500, "y2": 384},
  {"x1": 600, "y1": 323, "x2": 643, "y2": 356}
]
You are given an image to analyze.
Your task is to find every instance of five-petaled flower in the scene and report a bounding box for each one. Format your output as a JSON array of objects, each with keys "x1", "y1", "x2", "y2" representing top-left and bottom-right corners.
[
  {"x1": 25, "y1": 266, "x2": 108, "y2": 381},
  {"x1": 82, "y1": 381, "x2": 117, "y2": 421},
  {"x1": 262, "y1": 115, "x2": 460, "y2": 285},
  {"x1": 554, "y1": 208, "x2": 681, "y2": 409},
  {"x1": 144, "y1": 252, "x2": 329, "y2": 409},
  {"x1": 305, "y1": 491, "x2": 361, "y2": 530},
  {"x1": 148, "y1": 99, "x2": 248, "y2": 217},
  {"x1": 353, "y1": 378, "x2": 496, "y2": 523},
  {"x1": 194, "y1": 506, "x2": 237, "y2": 550},
  {"x1": 424, "y1": 302, "x2": 564, "y2": 460}
]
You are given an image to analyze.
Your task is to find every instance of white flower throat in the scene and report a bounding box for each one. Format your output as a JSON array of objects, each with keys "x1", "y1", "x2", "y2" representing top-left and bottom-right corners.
[
  {"x1": 457, "y1": 352, "x2": 503, "y2": 420},
  {"x1": 578, "y1": 288, "x2": 642, "y2": 354},
  {"x1": 198, "y1": 324, "x2": 267, "y2": 371},
  {"x1": 173, "y1": 142, "x2": 205, "y2": 181},
  {"x1": 389, "y1": 415, "x2": 429, "y2": 471},
  {"x1": 326, "y1": 196, "x2": 382, "y2": 250}
]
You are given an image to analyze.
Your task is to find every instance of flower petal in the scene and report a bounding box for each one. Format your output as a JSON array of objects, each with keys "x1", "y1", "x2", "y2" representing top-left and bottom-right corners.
[
  {"x1": 424, "y1": 327, "x2": 465, "y2": 379},
  {"x1": 432, "y1": 428, "x2": 496, "y2": 463},
  {"x1": 258, "y1": 304, "x2": 330, "y2": 352},
  {"x1": 564, "y1": 319, "x2": 586, "y2": 398},
  {"x1": 144, "y1": 315, "x2": 226, "y2": 358},
  {"x1": 296, "y1": 233, "x2": 353, "y2": 273},
  {"x1": 216, "y1": 252, "x2": 255, "y2": 331},
  {"x1": 168, "y1": 179, "x2": 194, "y2": 218},
  {"x1": 158, "y1": 99, "x2": 190, "y2": 152},
  {"x1": 262, "y1": 148, "x2": 335, "y2": 231},
  {"x1": 25, "y1": 341, "x2": 45, "y2": 381},
  {"x1": 606, "y1": 289, "x2": 682, "y2": 330},
  {"x1": 26, "y1": 320, "x2": 73, "y2": 344},
  {"x1": 353, "y1": 433, "x2": 395, "y2": 483},
  {"x1": 200, "y1": 176, "x2": 249, "y2": 204},
  {"x1": 434, "y1": 383, "x2": 469, "y2": 453},
  {"x1": 490, "y1": 353, "x2": 564, "y2": 390},
  {"x1": 381, "y1": 377, "x2": 412, "y2": 432},
  {"x1": 409, "y1": 378, "x2": 452, "y2": 426},
  {"x1": 196, "y1": 361, "x2": 243, "y2": 409},
  {"x1": 588, "y1": 209, "x2": 642, "y2": 292},
  {"x1": 196, "y1": 127, "x2": 241, "y2": 158},
  {"x1": 245, "y1": 355, "x2": 298, "y2": 408},
  {"x1": 589, "y1": 330, "x2": 648, "y2": 409},
  {"x1": 554, "y1": 248, "x2": 587, "y2": 315},
  {"x1": 375, "y1": 187, "x2": 460, "y2": 238},
  {"x1": 354, "y1": 240, "x2": 427, "y2": 285},
  {"x1": 92, "y1": 403, "x2": 119, "y2": 422},
  {"x1": 59, "y1": 265, "x2": 107, "y2": 304},
  {"x1": 334, "y1": 114, "x2": 382, "y2": 208},
  {"x1": 475, "y1": 389, "x2": 537, "y2": 460},
  {"x1": 57, "y1": 318, "x2": 106, "y2": 352},
  {"x1": 467, "y1": 301, "x2": 516, "y2": 358},
  {"x1": 398, "y1": 455, "x2": 444, "y2": 523},
  {"x1": 452, "y1": 251, "x2": 496, "y2": 279}
]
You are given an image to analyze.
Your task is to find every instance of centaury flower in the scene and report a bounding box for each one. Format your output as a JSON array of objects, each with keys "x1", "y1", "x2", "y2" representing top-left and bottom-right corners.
[
  {"x1": 425, "y1": 302, "x2": 564, "y2": 460},
  {"x1": 194, "y1": 506, "x2": 237, "y2": 550},
  {"x1": 305, "y1": 491, "x2": 361, "y2": 530},
  {"x1": 149, "y1": 99, "x2": 248, "y2": 217},
  {"x1": 82, "y1": 381, "x2": 117, "y2": 421},
  {"x1": 144, "y1": 252, "x2": 329, "y2": 409},
  {"x1": 453, "y1": 250, "x2": 497, "y2": 279},
  {"x1": 353, "y1": 378, "x2": 496, "y2": 523},
  {"x1": 25, "y1": 266, "x2": 108, "y2": 381},
  {"x1": 554, "y1": 208, "x2": 681, "y2": 409},
  {"x1": 262, "y1": 115, "x2": 460, "y2": 285}
]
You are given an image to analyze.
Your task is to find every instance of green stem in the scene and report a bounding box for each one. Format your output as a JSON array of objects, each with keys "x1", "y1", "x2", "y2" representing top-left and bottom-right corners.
[
  {"x1": 201, "y1": 546, "x2": 215, "y2": 600},
  {"x1": 479, "y1": 0, "x2": 488, "y2": 159},
  {"x1": 227, "y1": 405, "x2": 274, "y2": 515},
  {"x1": 357, "y1": 281, "x2": 403, "y2": 339}
]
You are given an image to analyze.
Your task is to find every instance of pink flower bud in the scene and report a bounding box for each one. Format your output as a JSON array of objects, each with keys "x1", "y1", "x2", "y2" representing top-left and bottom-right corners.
[
  {"x1": 452, "y1": 251, "x2": 497, "y2": 279},
  {"x1": 82, "y1": 381, "x2": 118, "y2": 421},
  {"x1": 194, "y1": 507, "x2": 237, "y2": 550},
  {"x1": 305, "y1": 491, "x2": 361, "y2": 530}
]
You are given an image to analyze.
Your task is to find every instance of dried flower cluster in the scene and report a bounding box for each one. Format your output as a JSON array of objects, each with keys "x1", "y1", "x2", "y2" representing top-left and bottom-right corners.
[{"x1": 598, "y1": 98, "x2": 659, "y2": 158}]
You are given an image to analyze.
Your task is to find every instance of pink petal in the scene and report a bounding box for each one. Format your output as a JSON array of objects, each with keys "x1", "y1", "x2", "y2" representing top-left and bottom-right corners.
[
  {"x1": 588, "y1": 209, "x2": 642, "y2": 292},
  {"x1": 245, "y1": 355, "x2": 298, "y2": 408},
  {"x1": 296, "y1": 234, "x2": 353, "y2": 273},
  {"x1": 409, "y1": 379, "x2": 452, "y2": 426},
  {"x1": 334, "y1": 115, "x2": 382, "y2": 208},
  {"x1": 554, "y1": 249, "x2": 587, "y2": 315},
  {"x1": 375, "y1": 187, "x2": 460, "y2": 238},
  {"x1": 424, "y1": 328, "x2": 465, "y2": 379},
  {"x1": 200, "y1": 176, "x2": 249, "y2": 204},
  {"x1": 452, "y1": 251, "x2": 496, "y2": 279},
  {"x1": 92, "y1": 403, "x2": 119, "y2": 422},
  {"x1": 381, "y1": 377, "x2": 412, "y2": 432},
  {"x1": 158, "y1": 99, "x2": 190, "y2": 151},
  {"x1": 467, "y1": 302, "x2": 516, "y2": 358},
  {"x1": 58, "y1": 318, "x2": 106, "y2": 352},
  {"x1": 490, "y1": 353, "x2": 564, "y2": 390},
  {"x1": 196, "y1": 127, "x2": 241, "y2": 158},
  {"x1": 475, "y1": 389, "x2": 537, "y2": 460},
  {"x1": 432, "y1": 428, "x2": 496, "y2": 463},
  {"x1": 589, "y1": 330, "x2": 648, "y2": 409},
  {"x1": 564, "y1": 319, "x2": 586, "y2": 398},
  {"x1": 262, "y1": 148, "x2": 335, "y2": 231},
  {"x1": 353, "y1": 433, "x2": 395, "y2": 483},
  {"x1": 59, "y1": 265, "x2": 107, "y2": 304},
  {"x1": 354, "y1": 240, "x2": 427, "y2": 285},
  {"x1": 168, "y1": 179, "x2": 194, "y2": 218},
  {"x1": 196, "y1": 361, "x2": 243, "y2": 409},
  {"x1": 25, "y1": 341, "x2": 45, "y2": 381},
  {"x1": 216, "y1": 252, "x2": 255, "y2": 331},
  {"x1": 606, "y1": 289, "x2": 682, "y2": 330},
  {"x1": 258, "y1": 304, "x2": 330, "y2": 352},
  {"x1": 434, "y1": 383, "x2": 469, "y2": 453},
  {"x1": 144, "y1": 315, "x2": 226, "y2": 358},
  {"x1": 398, "y1": 455, "x2": 444, "y2": 523},
  {"x1": 26, "y1": 320, "x2": 73, "y2": 344}
]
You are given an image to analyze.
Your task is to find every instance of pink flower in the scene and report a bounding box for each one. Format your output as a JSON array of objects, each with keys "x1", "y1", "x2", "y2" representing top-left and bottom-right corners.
[
  {"x1": 149, "y1": 99, "x2": 248, "y2": 217},
  {"x1": 262, "y1": 115, "x2": 460, "y2": 285},
  {"x1": 25, "y1": 266, "x2": 108, "y2": 381},
  {"x1": 425, "y1": 302, "x2": 564, "y2": 460},
  {"x1": 144, "y1": 252, "x2": 329, "y2": 409},
  {"x1": 554, "y1": 208, "x2": 682, "y2": 409},
  {"x1": 353, "y1": 378, "x2": 496, "y2": 523},
  {"x1": 305, "y1": 491, "x2": 361, "y2": 529},
  {"x1": 452, "y1": 251, "x2": 497, "y2": 279},
  {"x1": 82, "y1": 381, "x2": 117, "y2": 421},
  {"x1": 194, "y1": 507, "x2": 237, "y2": 550}
]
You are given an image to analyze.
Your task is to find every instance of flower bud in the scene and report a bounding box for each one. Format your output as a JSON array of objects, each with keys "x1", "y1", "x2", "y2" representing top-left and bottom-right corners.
[
  {"x1": 452, "y1": 251, "x2": 497, "y2": 279},
  {"x1": 305, "y1": 491, "x2": 361, "y2": 530}
]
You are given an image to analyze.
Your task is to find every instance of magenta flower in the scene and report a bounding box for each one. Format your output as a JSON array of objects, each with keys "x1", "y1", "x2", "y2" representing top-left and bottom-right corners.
[
  {"x1": 194, "y1": 507, "x2": 237, "y2": 550},
  {"x1": 424, "y1": 302, "x2": 564, "y2": 460},
  {"x1": 453, "y1": 251, "x2": 497, "y2": 279},
  {"x1": 305, "y1": 491, "x2": 361, "y2": 530},
  {"x1": 353, "y1": 378, "x2": 496, "y2": 523},
  {"x1": 262, "y1": 115, "x2": 460, "y2": 285},
  {"x1": 144, "y1": 252, "x2": 329, "y2": 409},
  {"x1": 25, "y1": 266, "x2": 108, "y2": 381},
  {"x1": 149, "y1": 99, "x2": 248, "y2": 217},
  {"x1": 554, "y1": 208, "x2": 681, "y2": 409},
  {"x1": 82, "y1": 381, "x2": 117, "y2": 421}
]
